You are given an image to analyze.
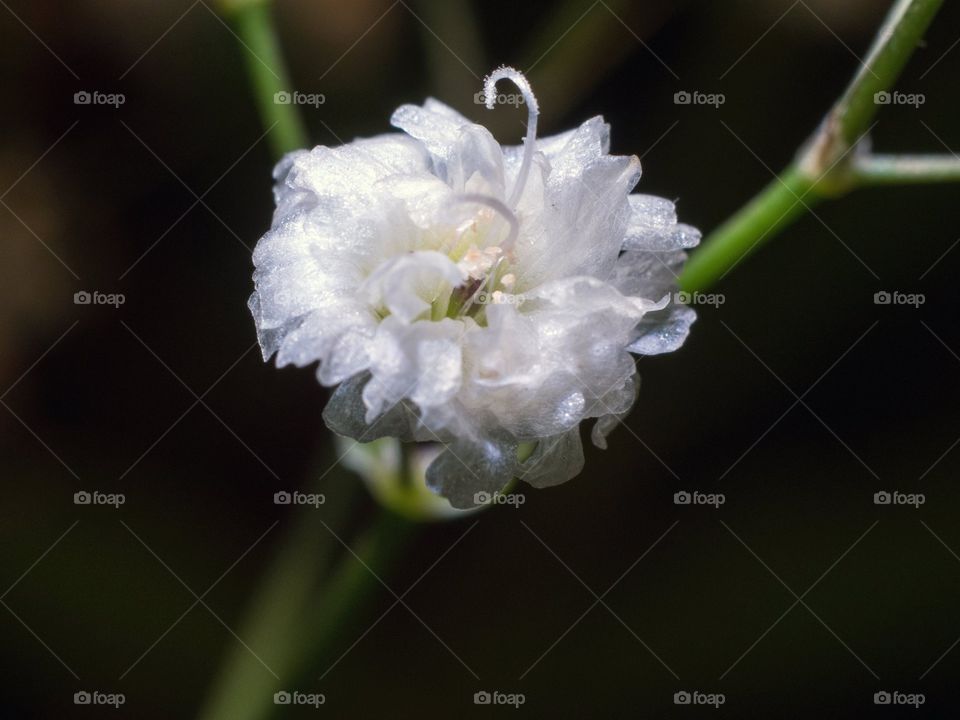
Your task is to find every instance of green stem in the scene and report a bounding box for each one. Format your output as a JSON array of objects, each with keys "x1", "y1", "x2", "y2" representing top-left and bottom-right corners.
[
  {"x1": 283, "y1": 511, "x2": 415, "y2": 695},
  {"x1": 854, "y1": 154, "x2": 960, "y2": 185},
  {"x1": 414, "y1": 0, "x2": 485, "y2": 101},
  {"x1": 223, "y1": 0, "x2": 308, "y2": 158},
  {"x1": 680, "y1": 168, "x2": 815, "y2": 292},
  {"x1": 198, "y1": 501, "x2": 414, "y2": 720},
  {"x1": 199, "y1": 6, "x2": 368, "y2": 720},
  {"x1": 830, "y1": 0, "x2": 944, "y2": 149},
  {"x1": 197, "y1": 469, "x2": 358, "y2": 720},
  {"x1": 680, "y1": 0, "x2": 945, "y2": 292},
  {"x1": 522, "y1": 0, "x2": 666, "y2": 122}
]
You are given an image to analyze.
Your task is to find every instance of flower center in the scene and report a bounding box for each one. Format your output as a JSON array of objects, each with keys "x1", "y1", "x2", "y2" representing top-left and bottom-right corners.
[
  {"x1": 438, "y1": 195, "x2": 522, "y2": 322},
  {"x1": 418, "y1": 68, "x2": 542, "y2": 325}
]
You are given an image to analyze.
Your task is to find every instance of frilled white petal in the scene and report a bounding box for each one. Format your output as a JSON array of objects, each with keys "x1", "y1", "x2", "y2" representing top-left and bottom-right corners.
[
  {"x1": 271, "y1": 135, "x2": 432, "y2": 228},
  {"x1": 627, "y1": 304, "x2": 697, "y2": 356},
  {"x1": 623, "y1": 194, "x2": 701, "y2": 252},
  {"x1": 359, "y1": 250, "x2": 463, "y2": 324},
  {"x1": 515, "y1": 154, "x2": 641, "y2": 288},
  {"x1": 455, "y1": 277, "x2": 658, "y2": 440},
  {"x1": 590, "y1": 373, "x2": 639, "y2": 449},
  {"x1": 362, "y1": 316, "x2": 465, "y2": 422},
  {"x1": 609, "y1": 249, "x2": 697, "y2": 356},
  {"x1": 519, "y1": 428, "x2": 585, "y2": 488},
  {"x1": 391, "y1": 104, "x2": 505, "y2": 197},
  {"x1": 503, "y1": 115, "x2": 611, "y2": 175},
  {"x1": 323, "y1": 373, "x2": 426, "y2": 442},
  {"x1": 609, "y1": 249, "x2": 686, "y2": 300},
  {"x1": 426, "y1": 437, "x2": 519, "y2": 509},
  {"x1": 275, "y1": 301, "x2": 378, "y2": 382}
]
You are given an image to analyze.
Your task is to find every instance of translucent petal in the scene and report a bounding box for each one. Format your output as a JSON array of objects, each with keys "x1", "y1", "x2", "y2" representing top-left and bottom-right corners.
[
  {"x1": 590, "y1": 374, "x2": 639, "y2": 449},
  {"x1": 425, "y1": 437, "x2": 519, "y2": 509},
  {"x1": 322, "y1": 374, "x2": 423, "y2": 442},
  {"x1": 627, "y1": 305, "x2": 697, "y2": 356},
  {"x1": 362, "y1": 317, "x2": 464, "y2": 421},
  {"x1": 358, "y1": 251, "x2": 463, "y2": 324},
  {"x1": 271, "y1": 135, "x2": 430, "y2": 227},
  {"x1": 623, "y1": 193, "x2": 701, "y2": 252},
  {"x1": 515, "y1": 155, "x2": 641, "y2": 287},
  {"x1": 608, "y1": 249, "x2": 687, "y2": 301},
  {"x1": 519, "y1": 428, "x2": 585, "y2": 488}
]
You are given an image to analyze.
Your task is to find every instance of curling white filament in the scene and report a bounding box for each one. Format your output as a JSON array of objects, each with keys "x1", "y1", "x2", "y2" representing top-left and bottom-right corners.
[{"x1": 483, "y1": 66, "x2": 540, "y2": 209}]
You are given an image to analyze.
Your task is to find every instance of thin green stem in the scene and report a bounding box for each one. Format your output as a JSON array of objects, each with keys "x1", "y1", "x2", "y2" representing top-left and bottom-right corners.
[
  {"x1": 197, "y1": 469, "x2": 358, "y2": 720},
  {"x1": 522, "y1": 0, "x2": 666, "y2": 122},
  {"x1": 680, "y1": 0, "x2": 945, "y2": 292},
  {"x1": 680, "y1": 168, "x2": 815, "y2": 292},
  {"x1": 830, "y1": 0, "x2": 944, "y2": 149},
  {"x1": 284, "y1": 511, "x2": 415, "y2": 693},
  {"x1": 223, "y1": 0, "x2": 308, "y2": 158},
  {"x1": 199, "y1": 5, "x2": 362, "y2": 720},
  {"x1": 198, "y1": 499, "x2": 414, "y2": 720},
  {"x1": 414, "y1": 0, "x2": 485, "y2": 101},
  {"x1": 853, "y1": 154, "x2": 960, "y2": 185}
]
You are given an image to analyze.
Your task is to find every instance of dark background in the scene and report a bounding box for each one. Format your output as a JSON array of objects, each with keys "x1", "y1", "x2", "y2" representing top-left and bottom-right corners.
[{"x1": 2, "y1": 0, "x2": 959, "y2": 716}]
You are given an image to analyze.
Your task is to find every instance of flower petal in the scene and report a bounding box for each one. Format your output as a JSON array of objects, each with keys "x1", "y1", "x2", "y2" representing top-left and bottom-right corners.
[
  {"x1": 362, "y1": 316, "x2": 464, "y2": 423},
  {"x1": 425, "y1": 437, "x2": 519, "y2": 509},
  {"x1": 515, "y1": 155, "x2": 641, "y2": 287},
  {"x1": 392, "y1": 103, "x2": 505, "y2": 196},
  {"x1": 358, "y1": 251, "x2": 463, "y2": 324},
  {"x1": 627, "y1": 304, "x2": 697, "y2": 356},
  {"x1": 322, "y1": 373, "x2": 423, "y2": 442},
  {"x1": 518, "y1": 428, "x2": 585, "y2": 488},
  {"x1": 590, "y1": 373, "x2": 639, "y2": 449},
  {"x1": 623, "y1": 194, "x2": 701, "y2": 252}
]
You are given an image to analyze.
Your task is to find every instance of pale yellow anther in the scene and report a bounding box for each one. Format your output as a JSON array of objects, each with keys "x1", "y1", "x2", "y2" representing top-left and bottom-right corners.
[{"x1": 457, "y1": 244, "x2": 500, "y2": 280}]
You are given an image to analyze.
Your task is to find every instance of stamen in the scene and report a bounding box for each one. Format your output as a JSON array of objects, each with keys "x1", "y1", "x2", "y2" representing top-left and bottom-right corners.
[
  {"x1": 483, "y1": 66, "x2": 540, "y2": 209},
  {"x1": 448, "y1": 193, "x2": 519, "y2": 251}
]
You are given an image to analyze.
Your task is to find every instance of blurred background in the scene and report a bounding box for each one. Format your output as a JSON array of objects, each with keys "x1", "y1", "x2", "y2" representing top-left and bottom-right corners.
[{"x1": 2, "y1": 0, "x2": 959, "y2": 716}]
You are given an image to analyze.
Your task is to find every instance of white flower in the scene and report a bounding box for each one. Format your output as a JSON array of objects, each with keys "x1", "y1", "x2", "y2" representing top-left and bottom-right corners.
[{"x1": 249, "y1": 67, "x2": 700, "y2": 508}]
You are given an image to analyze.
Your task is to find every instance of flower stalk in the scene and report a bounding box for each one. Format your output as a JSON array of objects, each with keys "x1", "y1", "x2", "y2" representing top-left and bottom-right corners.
[
  {"x1": 853, "y1": 154, "x2": 960, "y2": 185},
  {"x1": 681, "y1": 0, "x2": 949, "y2": 292},
  {"x1": 220, "y1": 0, "x2": 308, "y2": 158}
]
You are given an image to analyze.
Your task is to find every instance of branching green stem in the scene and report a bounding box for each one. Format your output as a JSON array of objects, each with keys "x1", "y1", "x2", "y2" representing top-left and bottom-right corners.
[
  {"x1": 854, "y1": 154, "x2": 960, "y2": 185},
  {"x1": 681, "y1": 0, "x2": 948, "y2": 292}
]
